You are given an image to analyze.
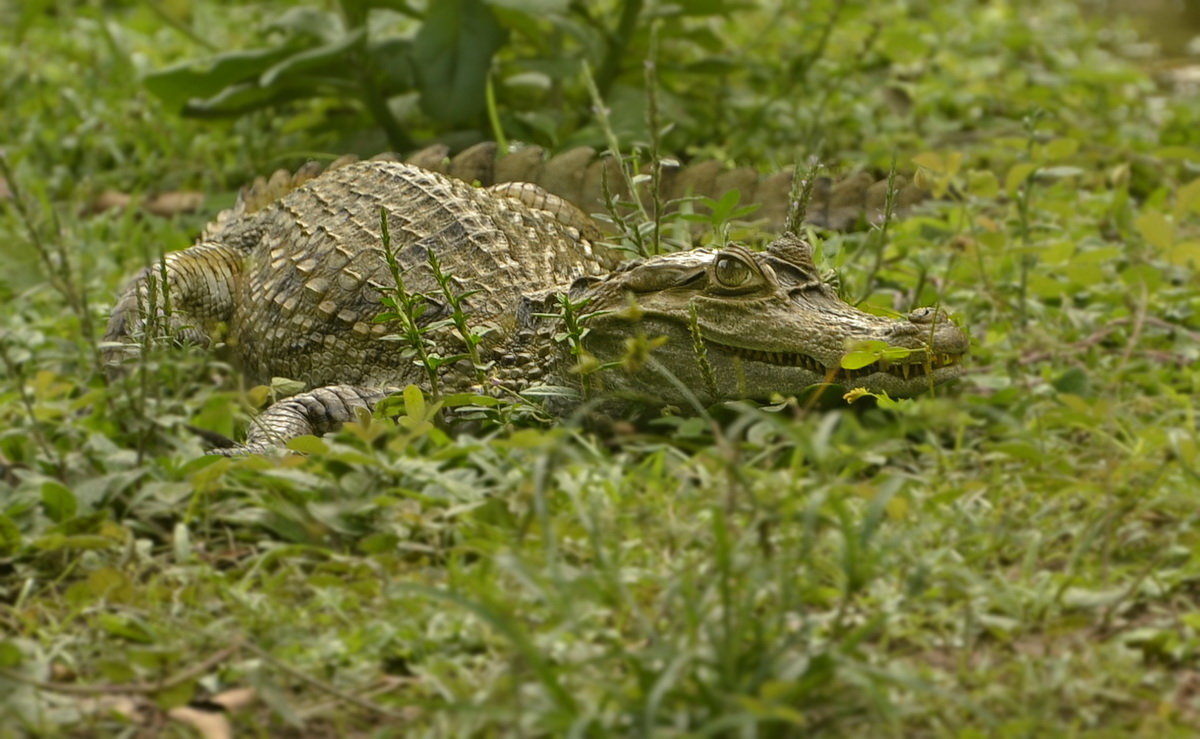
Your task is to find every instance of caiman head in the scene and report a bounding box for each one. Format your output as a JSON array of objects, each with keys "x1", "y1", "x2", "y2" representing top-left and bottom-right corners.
[{"x1": 575, "y1": 234, "x2": 968, "y2": 406}]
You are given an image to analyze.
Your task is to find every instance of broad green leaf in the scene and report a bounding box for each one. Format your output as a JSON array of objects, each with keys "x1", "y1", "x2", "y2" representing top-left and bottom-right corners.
[
  {"x1": 879, "y1": 25, "x2": 930, "y2": 64},
  {"x1": 1120, "y1": 263, "x2": 1164, "y2": 290},
  {"x1": 1154, "y1": 146, "x2": 1200, "y2": 162},
  {"x1": 265, "y1": 6, "x2": 346, "y2": 42},
  {"x1": 0, "y1": 514, "x2": 22, "y2": 556},
  {"x1": 1005, "y1": 163, "x2": 1037, "y2": 194},
  {"x1": 1167, "y1": 241, "x2": 1200, "y2": 268},
  {"x1": 664, "y1": 0, "x2": 756, "y2": 14},
  {"x1": 1135, "y1": 208, "x2": 1173, "y2": 250},
  {"x1": 183, "y1": 80, "x2": 328, "y2": 118},
  {"x1": 968, "y1": 170, "x2": 999, "y2": 199},
  {"x1": 912, "y1": 151, "x2": 959, "y2": 175},
  {"x1": 88, "y1": 567, "x2": 134, "y2": 602},
  {"x1": 143, "y1": 45, "x2": 304, "y2": 112},
  {"x1": 369, "y1": 38, "x2": 416, "y2": 91},
  {"x1": 260, "y1": 28, "x2": 364, "y2": 87},
  {"x1": 1041, "y1": 137, "x2": 1079, "y2": 161},
  {"x1": 1175, "y1": 178, "x2": 1200, "y2": 219},
  {"x1": 33, "y1": 534, "x2": 117, "y2": 552},
  {"x1": 413, "y1": 0, "x2": 508, "y2": 125},
  {"x1": 41, "y1": 481, "x2": 77, "y2": 523},
  {"x1": 97, "y1": 613, "x2": 155, "y2": 643},
  {"x1": 486, "y1": 0, "x2": 569, "y2": 11},
  {"x1": 0, "y1": 641, "x2": 22, "y2": 668}
]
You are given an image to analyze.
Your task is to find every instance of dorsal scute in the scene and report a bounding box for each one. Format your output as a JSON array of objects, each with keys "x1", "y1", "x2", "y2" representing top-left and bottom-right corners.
[
  {"x1": 201, "y1": 155, "x2": 350, "y2": 242},
  {"x1": 200, "y1": 153, "x2": 410, "y2": 243}
]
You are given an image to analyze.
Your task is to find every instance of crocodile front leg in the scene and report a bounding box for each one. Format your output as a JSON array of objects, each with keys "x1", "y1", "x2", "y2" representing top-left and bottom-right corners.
[{"x1": 212, "y1": 385, "x2": 393, "y2": 455}]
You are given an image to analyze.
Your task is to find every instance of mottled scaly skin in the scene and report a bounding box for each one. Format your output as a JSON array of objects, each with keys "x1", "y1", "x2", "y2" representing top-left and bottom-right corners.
[
  {"x1": 106, "y1": 159, "x2": 968, "y2": 453},
  {"x1": 107, "y1": 162, "x2": 616, "y2": 393}
]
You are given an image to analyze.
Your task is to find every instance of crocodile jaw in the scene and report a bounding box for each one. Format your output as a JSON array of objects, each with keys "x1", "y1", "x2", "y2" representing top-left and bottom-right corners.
[{"x1": 581, "y1": 295, "x2": 968, "y2": 404}]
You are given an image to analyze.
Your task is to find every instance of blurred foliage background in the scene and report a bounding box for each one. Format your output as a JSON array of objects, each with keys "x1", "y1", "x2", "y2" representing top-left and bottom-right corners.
[{"x1": 2, "y1": 0, "x2": 1200, "y2": 735}]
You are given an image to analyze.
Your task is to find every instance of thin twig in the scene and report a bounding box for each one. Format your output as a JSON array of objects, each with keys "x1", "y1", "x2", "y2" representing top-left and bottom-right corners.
[
  {"x1": 0, "y1": 642, "x2": 242, "y2": 696},
  {"x1": 241, "y1": 641, "x2": 412, "y2": 721}
]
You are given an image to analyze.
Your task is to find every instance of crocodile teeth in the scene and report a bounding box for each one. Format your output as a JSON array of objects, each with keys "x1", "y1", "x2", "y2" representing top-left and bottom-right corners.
[{"x1": 713, "y1": 341, "x2": 962, "y2": 379}]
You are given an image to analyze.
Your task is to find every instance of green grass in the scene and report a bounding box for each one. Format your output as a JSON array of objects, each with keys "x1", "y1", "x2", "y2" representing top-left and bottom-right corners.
[{"x1": 2, "y1": 0, "x2": 1200, "y2": 735}]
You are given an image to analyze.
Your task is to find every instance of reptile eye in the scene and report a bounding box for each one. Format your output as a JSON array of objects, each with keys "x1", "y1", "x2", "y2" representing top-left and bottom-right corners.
[{"x1": 713, "y1": 254, "x2": 753, "y2": 288}]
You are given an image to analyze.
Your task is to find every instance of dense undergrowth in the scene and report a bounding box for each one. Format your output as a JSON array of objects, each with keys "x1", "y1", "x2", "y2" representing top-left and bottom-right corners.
[{"x1": 2, "y1": 0, "x2": 1200, "y2": 735}]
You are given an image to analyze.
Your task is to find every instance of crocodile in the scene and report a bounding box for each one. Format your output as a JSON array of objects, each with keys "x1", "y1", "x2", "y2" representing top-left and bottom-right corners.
[{"x1": 104, "y1": 157, "x2": 967, "y2": 453}]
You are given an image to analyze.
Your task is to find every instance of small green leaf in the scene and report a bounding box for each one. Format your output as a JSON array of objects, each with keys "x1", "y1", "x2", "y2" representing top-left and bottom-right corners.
[
  {"x1": 153, "y1": 680, "x2": 197, "y2": 710},
  {"x1": 1052, "y1": 367, "x2": 1090, "y2": 395},
  {"x1": 287, "y1": 435, "x2": 329, "y2": 454},
  {"x1": 271, "y1": 377, "x2": 308, "y2": 396},
  {"x1": 912, "y1": 151, "x2": 961, "y2": 176},
  {"x1": 403, "y1": 384, "x2": 426, "y2": 420},
  {"x1": 841, "y1": 350, "x2": 878, "y2": 370},
  {"x1": 0, "y1": 641, "x2": 23, "y2": 668},
  {"x1": 441, "y1": 393, "x2": 505, "y2": 407},
  {"x1": 1036, "y1": 166, "x2": 1084, "y2": 180}
]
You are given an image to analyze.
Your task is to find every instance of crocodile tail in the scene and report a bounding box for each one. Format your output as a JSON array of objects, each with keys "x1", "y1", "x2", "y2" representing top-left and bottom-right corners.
[
  {"x1": 206, "y1": 143, "x2": 931, "y2": 241},
  {"x1": 409, "y1": 141, "x2": 931, "y2": 232}
]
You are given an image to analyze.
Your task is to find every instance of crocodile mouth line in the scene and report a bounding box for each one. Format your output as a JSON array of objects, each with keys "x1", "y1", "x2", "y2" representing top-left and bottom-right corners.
[{"x1": 714, "y1": 342, "x2": 962, "y2": 381}]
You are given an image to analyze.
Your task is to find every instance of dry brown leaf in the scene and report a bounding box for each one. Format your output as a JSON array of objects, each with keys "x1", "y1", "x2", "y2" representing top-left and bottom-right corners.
[
  {"x1": 142, "y1": 191, "x2": 205, "y2": 216},
  {"x1": 209, "y1": 686, "x2": 258, "y2": 711},
  {"x1": 88, "y1": 189, "x2": 204, "y2": 217},
  {"x1": 90, "y1": 189, "x2": 133, "y2": 213},
  {"x1": 168, "y1": 705, "x2": 233, "y2": 739}
]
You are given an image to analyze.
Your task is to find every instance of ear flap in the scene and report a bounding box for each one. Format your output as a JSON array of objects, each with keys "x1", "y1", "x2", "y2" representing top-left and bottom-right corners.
[
  {"x1": 568, "y1": 274, "x2": 604, "y2": 299},
  {"x1": 765, "y1": 233, "x2": 819, "y2": 279},
  {"x1": 766, "y1": 233, "x2": 815, "y2": 267}
]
